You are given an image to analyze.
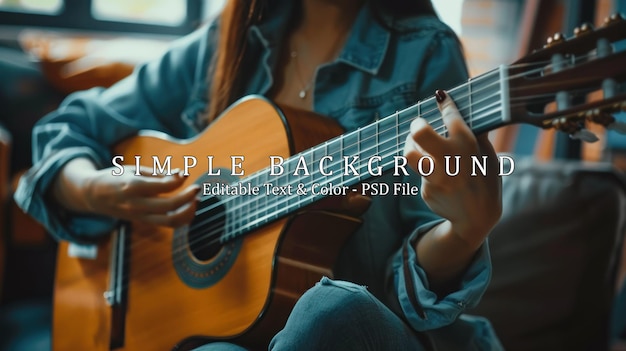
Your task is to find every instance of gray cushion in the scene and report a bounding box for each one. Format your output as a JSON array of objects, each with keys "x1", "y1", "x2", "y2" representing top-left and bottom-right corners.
[{"x1": 471, "y1": 159, "x2": 626, "y2": 351}]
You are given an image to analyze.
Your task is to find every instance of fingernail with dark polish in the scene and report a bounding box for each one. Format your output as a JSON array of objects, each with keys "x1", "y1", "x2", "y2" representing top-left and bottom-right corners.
[{"x1": 435, "y1": 89, "x2": 447, "y2": 103}]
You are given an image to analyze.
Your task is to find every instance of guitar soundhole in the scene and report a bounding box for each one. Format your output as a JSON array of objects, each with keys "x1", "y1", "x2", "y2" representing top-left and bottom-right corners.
[
  {"x1": 187, "y1": 196, "x2": 225, "y2": 261},
  {"x1": 172, "y1": 174, "x2": 242, "y2": 288}
]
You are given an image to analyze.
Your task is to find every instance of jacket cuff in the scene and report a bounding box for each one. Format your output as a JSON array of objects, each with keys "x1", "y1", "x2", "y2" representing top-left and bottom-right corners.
[
  {"x1": 14, "y1": 147, "x2": 116, "y2": 243},
  {"x1": 391, "y1": 221, "x2": 492, "y2": 331}
]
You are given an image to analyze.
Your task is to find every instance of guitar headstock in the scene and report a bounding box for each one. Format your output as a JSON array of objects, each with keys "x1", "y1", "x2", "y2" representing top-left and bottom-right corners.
[{"x1": 507, "y1": 13, "x2": 626, "y2": 141}]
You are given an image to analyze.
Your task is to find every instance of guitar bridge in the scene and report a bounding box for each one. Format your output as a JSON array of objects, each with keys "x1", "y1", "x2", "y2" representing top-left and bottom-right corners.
[{"x1": 105, "y1": 223, "x2": 130, "y2": 349}]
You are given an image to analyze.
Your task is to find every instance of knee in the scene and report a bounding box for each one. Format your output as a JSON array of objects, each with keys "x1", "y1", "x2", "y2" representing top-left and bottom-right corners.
[
  {"x1": 270, "y1": 277, "x2": 382, "y2": 350},
  {"x1": 191, "y1": 342, "x2": 249, "y2": 351},
  {"x1": 285, "y1": 278, "x2": 381, "y2": 334},
  {"x1": 295, "y1": 277, "x2": 377, "y2": 322}
]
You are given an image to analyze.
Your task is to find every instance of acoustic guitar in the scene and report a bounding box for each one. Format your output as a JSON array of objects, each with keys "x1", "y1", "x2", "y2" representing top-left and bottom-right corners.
[{"x1": 52, "y1": 15, "x2": 626, "y2": 351}]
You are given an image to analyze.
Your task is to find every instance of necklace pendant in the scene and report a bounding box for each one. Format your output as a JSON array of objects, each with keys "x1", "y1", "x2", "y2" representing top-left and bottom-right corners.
[{"x1": 299, "y1": 90, "x2": 306, "y2": 99}]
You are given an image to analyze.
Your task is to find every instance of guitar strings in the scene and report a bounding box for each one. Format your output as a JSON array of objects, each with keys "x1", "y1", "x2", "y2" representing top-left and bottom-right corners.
[
  {"x1": 118, "y1": 54, "x2": 565, "y2": 259},
  {"x1": 187, "y1": 51, "x2": 597, "y2": 226},
  {"x1": 186, "y1": 101, "x2": 503, "y2": 237},
  {"x1": 189, "y1": 54, "x2": 600, "y2": 227},
  {"x1": 116, "y1": 90, "x2": 578, "y2": 293},
  {"x1": 181, "y1": 65, "x2": 583, "y2": 236},
  {"x1": 124, "y1": 87, "x2": 596, "y2": 288},
  {"x1": 116, "y1": 53, "x2": 605, "y2": 285},
  {"x1": 188, "y1": 98, "x2": 503, "y2": 230},
  {"x1": 103, "y1": 106, "x2": 507, "y2": 338},
  {"x1": 168, "y1": 91, "x2": 503, "y2": 242},
  {"x1": 163, "y1": 82, "x2": 594, "y2": 267},
  {"x1": 123, "y1": 66, "x2": 592, "y2": 282},
  {"x1": 73, "y1": 47, "x2": 604, "y2": 300},
  {"x1": 120, "y1": 102, "x2": 513, "y2": 285}
]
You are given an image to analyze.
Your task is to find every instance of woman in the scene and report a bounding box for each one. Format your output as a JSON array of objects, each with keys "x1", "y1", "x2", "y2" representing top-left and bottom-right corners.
[{"x1": 15, "y1": 0, "x2": 503, "y2": 349}]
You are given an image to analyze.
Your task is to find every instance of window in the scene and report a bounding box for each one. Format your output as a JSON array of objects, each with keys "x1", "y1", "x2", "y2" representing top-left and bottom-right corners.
[
  {"x1": 0, "y1": 0, "x2": 63, "y2": 15},
  {"x1": 432, "y1": 0, "x2": 464, "y2": 35},
  {"x1": 203, "y1": 0, "x2": 226, "y2": 20},
  {"x1": 0, "y1": 0, "x2": 201, "y2": 36},
  {"x1": 92, "y1": 0, "x2": 186, "y2": 27}
]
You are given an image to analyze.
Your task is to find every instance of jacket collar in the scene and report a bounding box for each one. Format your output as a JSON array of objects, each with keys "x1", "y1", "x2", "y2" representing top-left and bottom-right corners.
[
  {"x1": 251, "y1": 1, "x2": 391, "y2": 76},
  {"x1": 337, "y1": 4, "x2": 390, "y2": 75}
]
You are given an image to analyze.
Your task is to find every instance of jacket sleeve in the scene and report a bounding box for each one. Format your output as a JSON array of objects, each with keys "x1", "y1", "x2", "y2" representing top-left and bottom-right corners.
[
  {"x1": 389, "y1": 27, "x2": 493, "y2": 332},
  {"x1": 14, "y1": 23, "x2": 218, "y2": 243}
]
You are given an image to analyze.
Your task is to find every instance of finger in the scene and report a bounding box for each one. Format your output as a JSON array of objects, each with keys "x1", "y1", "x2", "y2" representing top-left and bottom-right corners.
[
  {"x1": 403, "y1": 134, "x2": 445, "y2": 203},
  {"x1": 436, "y1": 90, "x2": 477, "y2": 145},
  {"x1": 123, "y1": 164, "x2": 159, "y2": 176},
  {"x1": 342, "y1": 190, "x2": 372, "y2": 215},
  {"x1": 128, "y1": 183, "x2": 201, "y2": 214},
  {"x1": 141, "y1": 200, "x2": 198, "y2": 228},
  {"x1": 126, "y1": 171, "x2": 187, "y2": 196},
  {"x1": 476, "y1": 134, "x2": 502, "y2": 178},
  {"x1": 476, "y1": 134, "x2": 496, "y2": 157},
  {"x1": 404, "y1": 133, "x2": 424, "y2": 165},
  {"x1": 126, "y1": 164, "x2": 183, "y2": 178},
  {"x1": 403, "y1": 134, "x2": 435, "y2": 176},
  {"x1": 409, "y1": 116, "x2": 447, "y2": 156}
]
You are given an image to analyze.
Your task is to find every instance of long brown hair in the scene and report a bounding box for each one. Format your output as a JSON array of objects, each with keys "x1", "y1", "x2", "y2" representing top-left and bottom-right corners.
[
  {"x1": 206, "y1": 0, "x2": 436, "y2": 123},
  {"x1": 206, "y1": 0, "x2": 264, "y2": 123}
]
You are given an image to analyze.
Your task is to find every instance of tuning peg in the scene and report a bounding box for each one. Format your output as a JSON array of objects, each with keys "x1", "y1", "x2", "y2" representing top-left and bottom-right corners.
[
  {"x1": 574, "y1": 22, "x2": 594, "y2": 37},
  {"x1": 587, "y1": 109, "x2": 614, "y2": 124},
  {"x1": 545, "y1": 32, "x2": 565, "y2": 47},
  {"x1": 607, "y1": 121, "x2": 626, "y2": 134},
  {"x1": 603, "y1": 13, "x2": 624, "y2": 26},
  {"x1": 570, "y1": 129, "x2": 599, "y2": 142}
]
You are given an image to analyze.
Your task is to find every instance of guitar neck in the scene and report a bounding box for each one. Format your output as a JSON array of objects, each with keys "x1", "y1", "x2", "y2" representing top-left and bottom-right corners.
[{"x1": 221, "y1": 67, "x2": 510, "y2": 241}]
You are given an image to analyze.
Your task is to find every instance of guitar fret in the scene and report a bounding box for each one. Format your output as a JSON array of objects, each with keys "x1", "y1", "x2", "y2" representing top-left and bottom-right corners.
[
  {"x1": 225, "y1": 67, "x2": 511, "y2": 241},
  {"x1": 394, "y1": 111, "x2": 400, "y2": 154},
  {"x1": 322, "y1": 142, "x2": 328, "y2": 185},
  {"x1": 468, "y1": 78, "x2": 473, "y2": 129},
  {"x1": 468, "y1": 70, "x2": 503, "y2": 134},
  {"x1": 329, "y1": 141, "x2": 342, "y2": 181},
  {"x1": 231, "y1": 193, "x2": 238, "y2": 238},
  {"x1": 419, "y1": 98, "x2": 441, "y2": 135},
  {"x1": 375, "y1": 120, "x2": 380, "y2": 159},
  {"x1": 357, "y1": 127, "x2": 362, "y2": 182},
  {"x1": 262, "y1": 171, "x2": 269, "y2": 223},
  {"x1": 339, "y1": 136, "x2": 344, "y2": 186},
  {"x1": 310, "y1": 148, "x2": 315, "y2": 184},
  {"x1": 378, "y1": 116, "x2": 397, "y2": 166},
  {"x1": 498, "y1": 65, "x2": 512, "y2": 124}
]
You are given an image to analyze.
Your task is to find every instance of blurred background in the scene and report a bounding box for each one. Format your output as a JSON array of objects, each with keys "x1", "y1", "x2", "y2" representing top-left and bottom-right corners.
[{"x1": 0, "y1": 0, "x2": 625, "y2": 350}]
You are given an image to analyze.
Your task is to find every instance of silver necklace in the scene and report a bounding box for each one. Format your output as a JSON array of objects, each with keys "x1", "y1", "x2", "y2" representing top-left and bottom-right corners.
[{"x1": 290, "y1": 50, "x2": 314, "y2": 99}]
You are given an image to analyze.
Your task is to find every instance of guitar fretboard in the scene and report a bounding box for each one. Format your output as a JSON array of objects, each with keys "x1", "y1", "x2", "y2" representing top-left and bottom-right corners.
[{"x1": 218, "y1": 66, "x2": 510, "y2": 242}]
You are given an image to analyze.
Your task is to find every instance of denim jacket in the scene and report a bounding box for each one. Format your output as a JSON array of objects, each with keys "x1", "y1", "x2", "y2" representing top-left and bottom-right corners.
[{"x1": 15, "y1": 2, "x2": 501, "y2": 349}]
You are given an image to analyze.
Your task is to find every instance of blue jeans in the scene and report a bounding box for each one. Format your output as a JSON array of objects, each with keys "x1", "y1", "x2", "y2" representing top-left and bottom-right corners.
[{"x1": 193, "y1": 277, "x2": 427, "y2": 351}]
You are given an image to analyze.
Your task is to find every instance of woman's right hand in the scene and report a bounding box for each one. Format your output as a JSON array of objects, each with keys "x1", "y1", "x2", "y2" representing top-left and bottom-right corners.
[{"x1": 52, "y1": 157, "x2": 200, "y2": 227}]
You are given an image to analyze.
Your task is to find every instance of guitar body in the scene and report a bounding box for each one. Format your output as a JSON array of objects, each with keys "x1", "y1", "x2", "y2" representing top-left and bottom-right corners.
[
  {"x1": 51, "y1": 16, "x2": 626, "y2": 350},
  {"x1": 52, "y1": 97, "x2": 364, "y2": 350}
]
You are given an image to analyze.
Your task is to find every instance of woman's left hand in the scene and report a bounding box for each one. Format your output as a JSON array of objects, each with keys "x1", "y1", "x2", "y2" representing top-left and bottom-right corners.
[{"x1": 404, "y1": 90, "x2": 502, "y2": 249}]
